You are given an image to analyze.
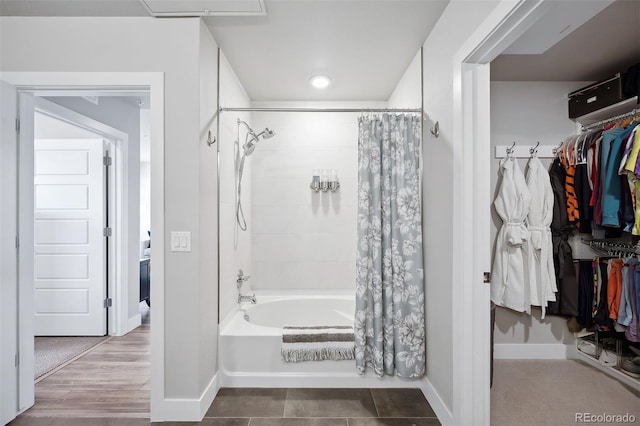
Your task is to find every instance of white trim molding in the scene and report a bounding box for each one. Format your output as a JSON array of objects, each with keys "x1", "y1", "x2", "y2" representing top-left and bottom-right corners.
[
  {"x1": 451, "y1": 1, "x2": 553, "y2": 424},
  {"x1": 421, "y1": 378, "x2": 454, "y2": 426},
  {"x1": 157, "y1": 373, "x2": 221, "y2": 421},
  {"x1": 0, "y1": 71, "x2": 166, "y2": 422},
  {"x1": 126, "y1": 314, "x2": 142, "y2": 335}
]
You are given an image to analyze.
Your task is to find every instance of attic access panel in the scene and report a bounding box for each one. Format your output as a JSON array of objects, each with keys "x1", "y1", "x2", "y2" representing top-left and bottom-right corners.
[{"x1": 140, "y1": 0, "x2": 265, "y2": 16}]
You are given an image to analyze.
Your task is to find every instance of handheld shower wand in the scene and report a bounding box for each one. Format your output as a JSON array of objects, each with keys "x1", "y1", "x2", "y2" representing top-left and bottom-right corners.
[{"x1": 235, "y1": 119, "x2": 276, "y2": 231}]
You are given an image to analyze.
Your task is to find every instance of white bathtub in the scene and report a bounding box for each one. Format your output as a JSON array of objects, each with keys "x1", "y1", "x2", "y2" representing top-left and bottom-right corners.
[{"x1": 219, "y1": 294, "x2": 416, "y2": 388}]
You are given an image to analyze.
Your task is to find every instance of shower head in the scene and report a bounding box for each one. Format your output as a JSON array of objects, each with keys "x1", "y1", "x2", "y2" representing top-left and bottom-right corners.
[
  {"x1": 257, "y1": 128, "x2": 275, "y2": 140},
  {"x1": 238, "y1": 120, "x2": 276, "y2": 156}
]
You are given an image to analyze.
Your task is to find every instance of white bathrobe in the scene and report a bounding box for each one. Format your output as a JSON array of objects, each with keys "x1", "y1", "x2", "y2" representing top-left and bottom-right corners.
[
  {"x1": 525, "y1": 156, "x2": 557, "y2": 318},
  {"x1": 491, "y1": 157, "x2": 532, "y2": 313}
]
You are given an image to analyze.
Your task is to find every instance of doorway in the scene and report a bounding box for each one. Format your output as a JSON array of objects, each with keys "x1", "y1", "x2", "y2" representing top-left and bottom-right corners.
[
  {"x1": 0, "y1": 74, "x2": 164, "y2": 423},
  {"x1": 27, "y1": 92, "x2": 151, "y2": 413}
]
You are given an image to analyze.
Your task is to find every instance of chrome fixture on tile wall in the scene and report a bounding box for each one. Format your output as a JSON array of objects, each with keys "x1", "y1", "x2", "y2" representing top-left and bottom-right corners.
[{"x1": 310, "y1": 169, "x2": 340, "y2": 192}]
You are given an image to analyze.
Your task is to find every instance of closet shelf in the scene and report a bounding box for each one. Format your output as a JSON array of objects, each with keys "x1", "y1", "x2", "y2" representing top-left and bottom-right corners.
[{"x1": 573, "y1": 96, "x2": 639, "y2": 126}]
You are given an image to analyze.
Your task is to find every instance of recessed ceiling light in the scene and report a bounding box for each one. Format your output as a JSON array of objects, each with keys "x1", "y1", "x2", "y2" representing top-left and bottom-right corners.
[{"x1": 310, "y1": 75, "x2": 331, "y2": 89}]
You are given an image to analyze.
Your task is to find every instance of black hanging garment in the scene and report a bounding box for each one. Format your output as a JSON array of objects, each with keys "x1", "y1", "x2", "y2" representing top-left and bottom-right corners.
[
  {"x1": 577, "y1": 260, "x2": 594, "y2": 327},
  {"x1": 548, "y1": 158, "x2": 579, "y2": 317}
]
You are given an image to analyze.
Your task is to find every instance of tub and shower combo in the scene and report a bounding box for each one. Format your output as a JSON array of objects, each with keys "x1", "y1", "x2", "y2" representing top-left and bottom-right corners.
[{"x1": 220, "y1": 115, "x2": 424, "y2": 388}]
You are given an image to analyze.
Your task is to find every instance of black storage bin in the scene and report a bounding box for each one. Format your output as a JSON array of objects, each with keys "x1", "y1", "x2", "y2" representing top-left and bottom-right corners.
[{"x1": 568, "y1": 74, "x2": 624, "y2": 119}]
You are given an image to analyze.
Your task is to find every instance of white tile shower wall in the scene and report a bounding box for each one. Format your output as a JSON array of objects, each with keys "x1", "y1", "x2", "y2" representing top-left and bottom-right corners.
[
  {"x1": 250, "y1": 103, "x2": 384, "y2": 291},
  {"x1": 218, "y1": 52, "x2": 252, "y2": 322}
]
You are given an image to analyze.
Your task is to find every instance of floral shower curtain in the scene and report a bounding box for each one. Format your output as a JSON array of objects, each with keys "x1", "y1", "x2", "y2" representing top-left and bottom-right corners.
[{"x1": 354, "y1": 113, "x2": 425, "y2": 378}]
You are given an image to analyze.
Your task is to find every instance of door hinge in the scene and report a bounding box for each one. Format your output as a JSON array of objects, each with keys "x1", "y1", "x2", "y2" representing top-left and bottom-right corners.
[
  {"x1": 103, "y1": 155, "x2": 112, "y2": 166},
  {"x1": 15, "y1": 353, "x2": 19, "y2": 367},
  {"x1": 483, "y1": 272, "x2": 491, "y2": 283},
  {"x1": 15, "y1": 235, "x2": 19, "y2": 249},
  {"x1": 104, "y1": 298, "x2": 113, "y2": 308},
  {"x1": 15, "y1": 118, "x2": 20, "y2": 134},
  {"x1": 103, "y1": 227, "x2": 112, "y2": 237}
]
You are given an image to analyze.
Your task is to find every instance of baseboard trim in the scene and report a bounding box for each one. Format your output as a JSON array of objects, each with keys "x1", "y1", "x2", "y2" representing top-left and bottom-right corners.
[
  {"x1": 420, "y1": 378, "x2": 452, "y2": 425},
  {"x1": 124, "y1": 313, "x2": 141, "y2": 335},
  {"x1": 159, "y1": 372, "x2": 220, "y2": 421},
  {"x1": 494, "y1": 343, "x2": 574, "y2": 359}
]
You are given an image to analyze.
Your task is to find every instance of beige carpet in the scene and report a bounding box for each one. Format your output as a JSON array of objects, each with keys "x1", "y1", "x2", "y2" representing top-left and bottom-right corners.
[
  {"x1": 491, "y1": 360, "x2": 640, "y2": 426},
  {"x1": 34, "y1": 335, "x2": 109, "y2": 380}
]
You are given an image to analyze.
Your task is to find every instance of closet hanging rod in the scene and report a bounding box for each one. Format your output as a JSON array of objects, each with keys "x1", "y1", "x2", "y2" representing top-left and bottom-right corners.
[
  {"x1": 219, "y1": 106, "x2": 424, "y2": 114},
  {"x1": 583, "y1": 108, "x2": 640, "y2": 131}
]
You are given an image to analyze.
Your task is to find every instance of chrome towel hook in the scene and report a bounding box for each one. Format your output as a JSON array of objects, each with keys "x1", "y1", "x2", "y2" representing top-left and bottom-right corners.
[
  {"x1": 506, "y1": 141, "x2": 516, "y2": 156},
  {"x1": 529, "y1": 141, "x2": 539, "y2": 155},
  {"x1": 429, "y1": 121, "x2": 440, "y2": 138},
  {"x1": 207, "y1": 130, "x2": 216, "y2": 146}
]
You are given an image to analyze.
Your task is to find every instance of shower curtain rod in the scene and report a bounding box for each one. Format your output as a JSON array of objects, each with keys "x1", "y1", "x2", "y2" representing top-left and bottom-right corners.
[{"x1": 219, "y1": 106, "x2": 423, "y2": 114}]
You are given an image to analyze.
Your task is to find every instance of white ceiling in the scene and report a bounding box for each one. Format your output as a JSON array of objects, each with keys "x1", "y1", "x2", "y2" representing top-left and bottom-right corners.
[
  {"x1": 2, "y1": 0, "x2": 637, "y2": 94},
  {"x1": 205, "y1": 0, "x2": 448, "y2": 101},
  {"x1": 492, "y1": 0, "x2": 640, "y2": 81},
  {"x1": 0, "y1": 0, "x2": 150, "y2": 16}
]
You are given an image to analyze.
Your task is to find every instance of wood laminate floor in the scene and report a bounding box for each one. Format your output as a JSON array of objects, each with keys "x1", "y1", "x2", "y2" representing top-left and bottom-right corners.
[{"x1": 17, "y1": 324, "x2": 151, "y2": 421}]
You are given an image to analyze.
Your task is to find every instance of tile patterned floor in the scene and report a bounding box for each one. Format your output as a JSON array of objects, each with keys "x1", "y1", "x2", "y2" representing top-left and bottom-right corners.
[
  {"x1": 197, "y1": 387, "x2": 440, "y2": 426},
  {"x1": 10, "y1": 387, "x2": 439, "y2": 425}
]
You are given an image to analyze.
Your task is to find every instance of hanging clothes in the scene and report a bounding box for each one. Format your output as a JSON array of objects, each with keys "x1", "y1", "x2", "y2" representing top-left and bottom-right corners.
[
  {"x1": 601, "y1": 124, "x2": 638, "y2": 227},
  {"x1": 618, "y1": 259, "x2": 636, "y2": 327},
  {"x1": 547, "y1": 157, "x2": 579, "y2": 317},
  {"x1": 607, "y1": 258, "x2": 624, "y2": 321},
  {"x1": 525, "y1": 155, "x2": 556, "y2": 318},
  {"x1": 576, "y1": 131, "x2": 601, "y2": 234},
  {"x1": 491, "y1": 156, "x2": 532, "y2": 313},
  {"x1": 560, "y1": 136, "x2": 581, "y2": 228},
  {"x1": 626, "y1": 264, "x2": 640, "y2": 342},
  {"x1": 577, "y1": 260, "x2": 594, "y2": 327}
]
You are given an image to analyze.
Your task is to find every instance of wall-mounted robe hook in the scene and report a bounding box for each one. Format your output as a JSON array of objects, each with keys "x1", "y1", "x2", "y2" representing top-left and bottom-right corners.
[
  {"x1": 529, "y1": 141, "x2": 539, "y2": 155},
  {"x1": 207, "y1": 130, "x2": 216, "y2": 146},
  {"x1": 430, "y1": 121, "x2": 439, "y2": 138},
  {"x1": 506, "y1": 141, "x2": 516, "y2": 155}
]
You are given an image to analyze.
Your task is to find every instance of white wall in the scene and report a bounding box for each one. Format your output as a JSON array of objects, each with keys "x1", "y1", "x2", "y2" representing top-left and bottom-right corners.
[
  {"x1": 140, "y1": 108, "x2": 151, "y2": 243},
  {"x1": 490, "y1": 81, "x2": 595, "y2": 347},
  {"x1": 388, "y1": 50, "x2": 422, "y2": 108},
  {"x1": 249, "y1": 102, "x2": 376, "y2": 292},
  {"x1": 43, "y1": 95, "x2": 142, "y2": 322},
  {"x1": 198, "y1": 21, "x2": 219, "y2": 393},
  {"x1": 0, "y1": 16, "x2": 219, "y2": 413},
  {"x1": 140, "y1": 161, "x2": 151, "y2": 243},
  {"x1": 418, "y1": 0, "x2": 502, "y2": 417},
  {"x1": 218, "y1": 52, "x2": 252, "y2": 323}
]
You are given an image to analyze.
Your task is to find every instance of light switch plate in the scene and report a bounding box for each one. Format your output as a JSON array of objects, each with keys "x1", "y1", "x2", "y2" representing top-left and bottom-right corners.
[{"x1": 170, "y1": 231, "x2": 191, "y2": 252}]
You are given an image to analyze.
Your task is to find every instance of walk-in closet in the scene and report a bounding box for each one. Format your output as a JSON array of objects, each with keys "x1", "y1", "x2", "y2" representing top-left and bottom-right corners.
[{"x1": 489, "y1": 0, "x2": 640, "y2": 423}]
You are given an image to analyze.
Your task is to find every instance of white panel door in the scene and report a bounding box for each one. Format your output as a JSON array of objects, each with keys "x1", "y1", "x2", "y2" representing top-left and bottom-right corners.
[
  {"x1": 34, "y1": 138, "x2": 106, "y2": 336},
  {"x1": 0, "y1": 79, "x2": 19, "y2": 426}
]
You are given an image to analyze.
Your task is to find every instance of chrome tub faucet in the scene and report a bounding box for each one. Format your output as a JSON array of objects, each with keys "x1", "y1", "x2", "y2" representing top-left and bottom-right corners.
[{"x1": 237, "y1": 269, "x2": 256, "y2": 304}]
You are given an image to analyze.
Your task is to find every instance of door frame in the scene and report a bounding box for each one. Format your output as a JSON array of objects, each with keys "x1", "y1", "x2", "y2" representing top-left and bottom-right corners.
[
  {"x1": 452, "y1": 1, "x2": 554, "y2": 424},
  {"x1": 33, "y1": 97, "x2": 127, "y2": 337},
  {"x1": 0, "y1": 71, "x2": 165, "y2": 421}
]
